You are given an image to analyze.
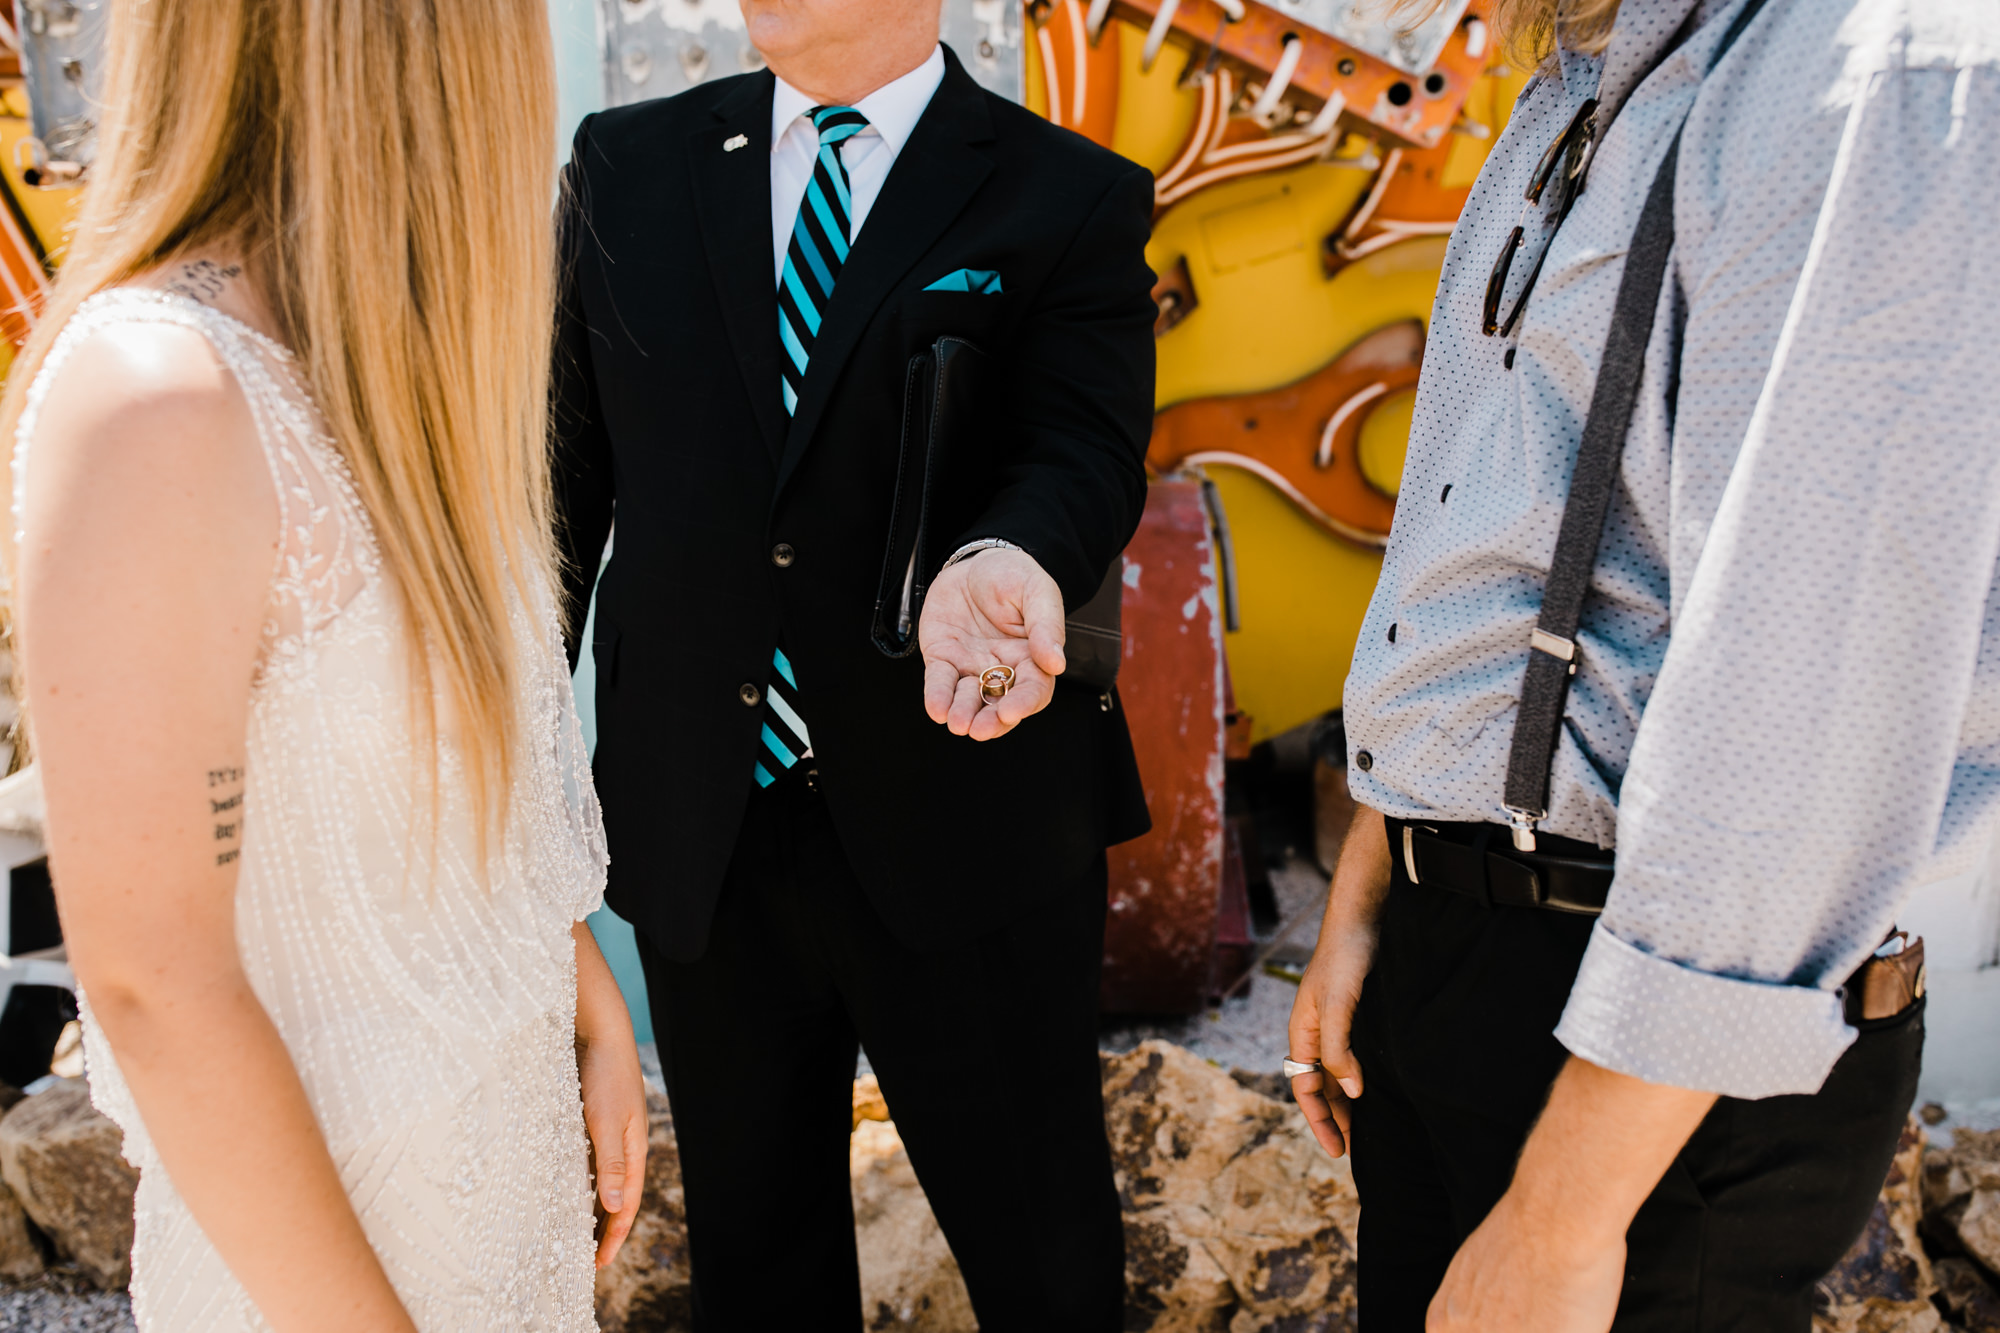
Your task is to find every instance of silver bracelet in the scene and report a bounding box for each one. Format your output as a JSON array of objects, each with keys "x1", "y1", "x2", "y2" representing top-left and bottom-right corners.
[{"x1": 937, "y1": 538, "x2": 1023, "y2": 574}]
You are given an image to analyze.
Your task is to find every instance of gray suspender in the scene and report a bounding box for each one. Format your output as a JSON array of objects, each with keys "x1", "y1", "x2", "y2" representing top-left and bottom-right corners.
[{"x1": 1498, "y1": 0, "x2": 1771, "y2": 852}]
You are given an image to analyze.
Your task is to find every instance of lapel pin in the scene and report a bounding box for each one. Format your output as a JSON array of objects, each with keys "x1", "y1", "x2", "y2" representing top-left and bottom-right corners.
[{"x1": 723, "y1": 134, "x2": 749, "y2": 152}]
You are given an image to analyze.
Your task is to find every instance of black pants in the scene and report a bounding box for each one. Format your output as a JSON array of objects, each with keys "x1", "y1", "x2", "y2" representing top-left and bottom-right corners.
[
  {"x1": 1349, "y1": 855, "x2": 1923, "y2": 1332},
  {"x1": 637, "y1": 765, "x2": 1125, "y2": 1332}
]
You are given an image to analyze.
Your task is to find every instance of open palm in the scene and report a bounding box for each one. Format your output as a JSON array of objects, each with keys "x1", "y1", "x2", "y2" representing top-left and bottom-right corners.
[{"x1": 919, "y1": 548, "x2": 1068, "y2": 741}]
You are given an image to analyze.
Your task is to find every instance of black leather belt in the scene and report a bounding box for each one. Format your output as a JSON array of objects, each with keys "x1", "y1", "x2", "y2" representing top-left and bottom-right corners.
[{"x1": 1387, "y1": 818, "x2": 1614, "y2": 916}]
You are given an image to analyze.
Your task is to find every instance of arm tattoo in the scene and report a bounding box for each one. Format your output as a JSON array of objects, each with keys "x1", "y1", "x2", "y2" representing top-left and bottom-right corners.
[
  {"x1": 165, "y1": 261, "x2": 243, "y2": 304},
  {"x1": 208, "y1": 767, "x2": 246, "y2": 867}
]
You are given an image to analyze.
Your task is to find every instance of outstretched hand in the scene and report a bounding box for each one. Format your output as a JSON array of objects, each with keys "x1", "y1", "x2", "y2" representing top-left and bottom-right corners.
[{"x1": 919, "y1": 547, "x2": 1067, "y2": 741}]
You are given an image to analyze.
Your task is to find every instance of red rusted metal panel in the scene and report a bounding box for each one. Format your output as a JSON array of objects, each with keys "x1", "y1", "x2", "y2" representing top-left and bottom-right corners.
[
  {"x1": 1211, "y1": 819, "x2": 1255, "y2": 1001},
  {"x1": 1102, "y1": 477, "x2": 1227, "y2": 1014}
]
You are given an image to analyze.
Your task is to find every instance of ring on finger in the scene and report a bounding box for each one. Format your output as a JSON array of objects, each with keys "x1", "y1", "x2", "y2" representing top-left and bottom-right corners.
[{"x1": 1282, "y1": 1058, "x2": 1322, "y2": 1079}]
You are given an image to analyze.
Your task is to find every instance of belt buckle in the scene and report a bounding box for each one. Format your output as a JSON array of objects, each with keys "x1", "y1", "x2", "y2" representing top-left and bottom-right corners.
[
  {"x1": 1483, "y1": 851, "x2": 1542, "y2": 910},
  {"x1": 1536, "y1": 854, "x2": 1609, "y2": 916},
  {"x1": 1540, "y1": 876, "x2": 1604, "y2": 916}
]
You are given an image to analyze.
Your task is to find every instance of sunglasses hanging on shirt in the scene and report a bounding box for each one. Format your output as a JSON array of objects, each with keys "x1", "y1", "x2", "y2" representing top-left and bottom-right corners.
[{"x1": 1482, "y1": 97, "x2": 1600, "y2": 338}]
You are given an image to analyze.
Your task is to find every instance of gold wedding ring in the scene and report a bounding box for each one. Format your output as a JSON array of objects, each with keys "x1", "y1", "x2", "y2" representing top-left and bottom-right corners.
[{"x1": 979, "y1": 665, "x2": 1015, "y2": 705}]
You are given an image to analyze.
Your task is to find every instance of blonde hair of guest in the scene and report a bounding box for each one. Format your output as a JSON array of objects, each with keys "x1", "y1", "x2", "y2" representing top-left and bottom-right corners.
[
  {"x1": 0, "y1": 0, "x2": 559, "y2": 843},
  {"x1": 1405, "y1": 0, "x2": 1622, "y2": 66}
]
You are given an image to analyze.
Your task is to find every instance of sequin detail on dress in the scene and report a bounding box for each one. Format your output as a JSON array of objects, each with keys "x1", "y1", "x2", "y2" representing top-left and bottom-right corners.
[{"x1": 14, "y1": 289, "x2": 608, "y2": 1332}]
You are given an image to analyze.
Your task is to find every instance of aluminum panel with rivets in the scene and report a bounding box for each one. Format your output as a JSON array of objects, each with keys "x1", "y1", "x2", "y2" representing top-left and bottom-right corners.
[
  {"x1": 1264, "y1": 0, "x2": 1473, "y2": 76},
  {"x1": 597, "y1": 0, "x2": 1022, "y2": 108},
  {"x1": 15, "y1": 0, "x2": 111, "y2": 181}
]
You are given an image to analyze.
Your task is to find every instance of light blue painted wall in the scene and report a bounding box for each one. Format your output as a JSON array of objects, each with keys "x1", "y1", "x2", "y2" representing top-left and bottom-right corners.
[
  {"x1": 550, "y1": 0, "x2": 655, "y2": 1046},
  {"x1": 551, "y1": 0, "x2": 604, "y2": 153}
]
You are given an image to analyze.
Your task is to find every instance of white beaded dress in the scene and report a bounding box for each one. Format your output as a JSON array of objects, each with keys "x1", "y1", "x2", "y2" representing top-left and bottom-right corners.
[{"x1": 15, "y1": 289, "x2": 609, "y2": 1332}]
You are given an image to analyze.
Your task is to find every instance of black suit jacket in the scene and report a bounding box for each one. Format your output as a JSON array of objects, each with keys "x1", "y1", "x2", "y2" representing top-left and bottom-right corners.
[{"x1": 554, "y1": 48, "x2": 1156, "y2": 962}]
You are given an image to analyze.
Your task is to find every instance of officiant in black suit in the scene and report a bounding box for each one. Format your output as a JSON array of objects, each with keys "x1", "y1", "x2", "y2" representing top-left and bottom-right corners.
[{"x1": 551, "y1": 0, "x2": 1157, "y2": 1325}]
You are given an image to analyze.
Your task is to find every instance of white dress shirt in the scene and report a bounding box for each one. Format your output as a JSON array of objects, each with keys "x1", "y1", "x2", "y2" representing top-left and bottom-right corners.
[{"x1": 769, "y1": 45, "x2": 946, "y2": 279}]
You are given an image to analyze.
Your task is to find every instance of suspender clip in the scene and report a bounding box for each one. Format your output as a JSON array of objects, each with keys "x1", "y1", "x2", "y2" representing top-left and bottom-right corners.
[{"x1": 1502, "y1": 805, "x2": 1542, "y2": 852}]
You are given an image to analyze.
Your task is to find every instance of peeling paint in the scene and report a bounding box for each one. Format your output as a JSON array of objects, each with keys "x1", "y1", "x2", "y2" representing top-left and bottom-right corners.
[{"x1": 1104, "y1": 480, "x2": 1228, "y2": 1014}]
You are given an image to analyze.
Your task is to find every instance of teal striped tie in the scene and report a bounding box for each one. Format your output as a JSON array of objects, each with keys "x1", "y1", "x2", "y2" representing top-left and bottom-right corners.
[
  {"x1": 777, "y1": 105, "x2": 868, "y2": 415},
  {"x1": 757, "y1": 106, "x2": 866, "y2": 789}
]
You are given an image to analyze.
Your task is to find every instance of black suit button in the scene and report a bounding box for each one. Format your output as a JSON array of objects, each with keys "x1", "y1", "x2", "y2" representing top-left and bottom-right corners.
[
  {"x1": 739, "y1": 683, "x2": 762, "y2": 708},
  {"x1": 771, "y1": 543, "x2": 796, "y2": 568}
]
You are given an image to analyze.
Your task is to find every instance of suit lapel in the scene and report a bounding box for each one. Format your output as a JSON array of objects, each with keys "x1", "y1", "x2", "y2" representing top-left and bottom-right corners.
[
  {"x1": 775, "y1": 54, "x2": 996, "y2": 498},
  {"x1": 688, "y1": 72, "x2": 787, "y2": 466}
]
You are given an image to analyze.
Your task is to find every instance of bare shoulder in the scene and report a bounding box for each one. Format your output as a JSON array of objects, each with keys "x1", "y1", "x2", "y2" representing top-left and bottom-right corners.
[
  {"x1": 20, "y1": 313, "x2": 276, "y2": 579},
  {"x1": 27, "y1": 315, "x2": 267, "y2": 504}
]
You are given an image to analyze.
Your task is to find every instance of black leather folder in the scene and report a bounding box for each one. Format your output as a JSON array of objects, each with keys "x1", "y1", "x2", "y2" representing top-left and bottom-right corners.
[{"x1": 871, "y1": 336, "x2": 1123, "y2": 689}]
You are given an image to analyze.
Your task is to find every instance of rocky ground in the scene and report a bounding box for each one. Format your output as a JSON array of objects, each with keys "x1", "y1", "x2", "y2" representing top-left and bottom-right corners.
[
  {"x1": 599, "y1": 1039, "x2": 2000, "y2": 1333},
  {"x1": 0, "y1": 1269, "x2": 132, "y2": 1333},
  {"x1": 3, "y1": 854, "x2": 1995, "y2": 1332},
  {"x1": 0, "y1": 1077, "x2": 136, "y2": 1333}
]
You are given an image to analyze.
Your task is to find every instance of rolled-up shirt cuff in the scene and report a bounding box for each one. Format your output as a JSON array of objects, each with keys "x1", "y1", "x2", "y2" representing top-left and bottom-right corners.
[{"x1": 1554, "y1": 923, "x2": 1857, "y2": 1099}]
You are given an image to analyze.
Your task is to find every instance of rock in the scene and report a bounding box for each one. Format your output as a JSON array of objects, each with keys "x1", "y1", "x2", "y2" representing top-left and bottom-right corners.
[
  {"x1": 1921, "y1": 1127, "x2": 2000, "y2": 1280},
  {"x1": 1963, "y1": 1190, "x2": 2000, "y2": 1281},
  {"x1": 1227, "y1": 1069, "x2": 1293, "y2": 1104},
  {"x1": 851, "y1": 1118, "x2": 974, "y2": 1332},
  {"x1": 1103, "y1": 1041, "x2": 1359, "y2": 1333},
  {"x1": 1925, "y1": 1146, "x2": 1972, "y2": 1223},
  {"x1": 853, "y1": 1073, "x2": 891, "y2": 1130},
  {"x1": 1814, "y1": 1118, "x2": 1940, "y2": 1332},
  {"x1": 0, "y1": 1174, "x2": 44, "y2": 1282},
  {"x1": 0, "y1": 1078, "x2": 135, "y2": 1290},
  {"x1": 1935, "y1": 1257, "x2": 2000, "y2": 1333},
  {"x1": 594, "y1": 1090, "x2": 692, "y2": 1333}
]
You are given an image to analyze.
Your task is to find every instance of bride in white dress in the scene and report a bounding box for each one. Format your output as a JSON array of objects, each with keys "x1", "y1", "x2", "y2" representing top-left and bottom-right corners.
[{"x1": 3, "y1": 2, "x2": 646, "y2": 1330}]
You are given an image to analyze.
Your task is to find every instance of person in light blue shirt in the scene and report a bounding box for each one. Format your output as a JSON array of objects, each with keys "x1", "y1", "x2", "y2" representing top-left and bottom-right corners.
[{"x1": 1284, "y1": 0, "x2": 1999, "y2": 1328}]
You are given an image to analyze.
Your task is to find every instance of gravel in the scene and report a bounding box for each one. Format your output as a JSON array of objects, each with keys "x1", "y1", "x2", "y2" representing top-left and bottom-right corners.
[
  {"x1": 0, "y1": 1269, "x2": 133, "y2": 1333},
  {"x1": 1098, "y1": 854, "x2": 1327, "y2": 1078}
]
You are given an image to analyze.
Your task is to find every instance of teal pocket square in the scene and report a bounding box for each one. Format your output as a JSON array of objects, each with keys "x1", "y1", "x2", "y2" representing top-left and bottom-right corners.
[{"x1": 924, "y1": 268, "x2": 1004, "y2": 294}]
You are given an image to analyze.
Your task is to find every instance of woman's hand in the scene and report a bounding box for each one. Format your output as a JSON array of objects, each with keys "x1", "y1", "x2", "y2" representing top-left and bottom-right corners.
[
  {"x1": 572, "y1": 923, "x2": 648, "y2": 1267},
  {"x1": 1287, "y1": 807, "x2": 1392, "y2": 1159}
]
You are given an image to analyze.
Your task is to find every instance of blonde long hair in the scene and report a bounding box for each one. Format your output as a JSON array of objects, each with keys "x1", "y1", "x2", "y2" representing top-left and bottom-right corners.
[
  {"x1": 0, "y1": 0, "x2": 559, "y2": 843},
  {"x1": 1405, "y1": 0, "x2": 1622, "y2": 67},
  {"x1": 1486, "y1": 0, "x2": 1621, "y2": 64}
]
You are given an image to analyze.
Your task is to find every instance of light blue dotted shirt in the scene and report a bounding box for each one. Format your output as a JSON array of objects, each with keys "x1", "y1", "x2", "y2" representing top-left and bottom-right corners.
[{"x1": 1345, "y1": 0, "x2": 2000, "y2": 1098}]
